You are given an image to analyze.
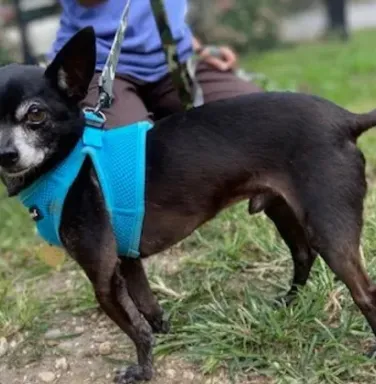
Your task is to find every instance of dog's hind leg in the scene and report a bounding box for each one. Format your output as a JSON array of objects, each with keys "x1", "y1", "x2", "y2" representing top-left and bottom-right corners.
[
  {"x1": 120, "y1": 258, "x2": 170, "y2": 334},
  {"x1": 321, "y1": 243, "x2": 376, "y2": 355},
  {"x1": 314, "y1": 228, "x2": 376, "y2": 356},
  {"x1": 308, "y1": 204, "x2": 376, "y2": 353},
  {"x1": 301, "y1": 152, "x2": 376, "y2": 355},
  {"x1": 264, "y1": 197, "x2": 316, "y2": 306}
]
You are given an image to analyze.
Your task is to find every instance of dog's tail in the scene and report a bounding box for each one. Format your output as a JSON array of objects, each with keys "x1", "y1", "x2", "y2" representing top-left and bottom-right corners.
[{"x1": 350, "y1": 109, "x2": 376, "y2": 139}]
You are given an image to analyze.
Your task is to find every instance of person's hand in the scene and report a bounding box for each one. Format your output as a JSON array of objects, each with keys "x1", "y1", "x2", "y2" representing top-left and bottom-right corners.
[{"x1": 198, "y1": 45, "x2": 238, "y2": 71}]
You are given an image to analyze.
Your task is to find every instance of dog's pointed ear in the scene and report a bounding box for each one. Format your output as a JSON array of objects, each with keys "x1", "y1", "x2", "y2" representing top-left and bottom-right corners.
[{"x1": 44, "y1": 27, "x2": 96, "y2": 101}]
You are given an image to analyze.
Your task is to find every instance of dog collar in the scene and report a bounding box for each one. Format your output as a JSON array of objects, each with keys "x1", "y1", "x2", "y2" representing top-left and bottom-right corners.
[{"x1": 18, "y1": 111, "x2": 153, "y2": 258}]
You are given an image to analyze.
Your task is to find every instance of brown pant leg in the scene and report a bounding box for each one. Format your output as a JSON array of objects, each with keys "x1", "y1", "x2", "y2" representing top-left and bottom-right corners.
[
  {"x1": 143, "y1": 61, "x2": 263, "y2": 120},
  {"x1": 140, "y1": 74, "x2": 185, "y2": 121},
  {"x1": 195, "y1": 61, "x2": 263, "y2": 103},
  {"x1": 81, "y1": 72, "x2": 150, "y2": 128}
]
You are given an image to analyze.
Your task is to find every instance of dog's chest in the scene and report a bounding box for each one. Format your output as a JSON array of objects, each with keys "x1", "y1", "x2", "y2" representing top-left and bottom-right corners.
[{"x1": 18, "y1": 120, "x2": 153, "y2": 258}]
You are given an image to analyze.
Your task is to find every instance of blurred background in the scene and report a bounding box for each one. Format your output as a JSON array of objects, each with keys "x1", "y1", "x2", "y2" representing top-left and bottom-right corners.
[{"x1": 0, "y1": 0, "x2": 374, "y2": 65}]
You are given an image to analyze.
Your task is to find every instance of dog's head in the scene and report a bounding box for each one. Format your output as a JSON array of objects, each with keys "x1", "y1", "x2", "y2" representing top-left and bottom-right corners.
[{"x1": 0, "y1": 27, "x2": 96, "y2": 196}]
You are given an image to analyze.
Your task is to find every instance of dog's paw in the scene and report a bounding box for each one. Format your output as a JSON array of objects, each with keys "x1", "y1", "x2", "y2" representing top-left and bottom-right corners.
[
  {"x1": 114, "y1": 365, "x2": 153, "y2": 384},
  {"x1": 365, "y1": 345, "x2": 376, "y2": 359},
  {"x1": 273, "y1": 293, "x2": 296, "y2": 309},
  {"x1": 149, "y1": 313, "x2": 171, "y2": 334}
]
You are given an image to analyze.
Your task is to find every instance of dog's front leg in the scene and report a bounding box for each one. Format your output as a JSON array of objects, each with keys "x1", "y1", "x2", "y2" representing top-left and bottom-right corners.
[
  {"x1": 120, "y1": 258, "x2": 170, "y2": 334},
  {"x1": 60, "y1": 164, "x2": 154, "y2": 383},
  {"x1": 110, "y1": 265, "x2": 155, "y2": 384},
  {"x1": 62, "y1": 230, "x2": 154, "y2": 383}
]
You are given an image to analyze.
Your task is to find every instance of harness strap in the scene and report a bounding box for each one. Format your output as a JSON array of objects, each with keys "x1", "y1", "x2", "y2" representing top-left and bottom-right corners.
[
  {"x1": 19, "y1": 112, "x2": 152, "y2": 258},
  {"x1": 19, "y1": 139, "x2": 87, "y2": 248},
  {"x1": 80, "y1": 112, "x2": 153, "y2": 257}
]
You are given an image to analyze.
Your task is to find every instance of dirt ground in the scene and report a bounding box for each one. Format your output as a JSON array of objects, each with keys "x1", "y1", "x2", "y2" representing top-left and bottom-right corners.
[{"x1": 0, "y1": 250, "x2": 271, "y2": 384}]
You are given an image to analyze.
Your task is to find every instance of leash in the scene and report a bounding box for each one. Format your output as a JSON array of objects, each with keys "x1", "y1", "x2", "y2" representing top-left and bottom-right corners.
[
  {"x1": 93, "y1": 0, "x2": 201, "y2": 112},
  {"x1": 94, "y1": 0, "x2": 131, "y2": 113},
  {"x1": 90, "y1": 0, "x2": 264, "y2": 114},
  {"x1": 150, "y1": 0, "x2": 199, "y2": 110}
]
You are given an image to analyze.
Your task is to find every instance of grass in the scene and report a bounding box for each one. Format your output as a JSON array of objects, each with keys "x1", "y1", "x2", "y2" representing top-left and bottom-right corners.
[{"x1": 2, "y1": 28, "x2": 376, "y2": 383}]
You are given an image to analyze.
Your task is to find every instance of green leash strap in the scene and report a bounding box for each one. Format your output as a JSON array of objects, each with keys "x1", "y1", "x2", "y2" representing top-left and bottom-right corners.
[{"x1": 150, "y1": 0, "x2": 201, "y2": 110}]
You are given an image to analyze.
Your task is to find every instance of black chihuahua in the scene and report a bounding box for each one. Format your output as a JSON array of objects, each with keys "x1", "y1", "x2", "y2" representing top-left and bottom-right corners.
[{"x1": 1, "y1": 27, "x2": 376, "y2": 383}]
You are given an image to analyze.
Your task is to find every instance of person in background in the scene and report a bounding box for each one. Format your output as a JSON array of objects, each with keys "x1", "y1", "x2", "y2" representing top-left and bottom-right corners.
[
  {"x1": 49, "y1": 0, "x2": 262, "y2": 127},
  {"x1": 324, "y1": 0, "x2": 349, "y2": 41}
]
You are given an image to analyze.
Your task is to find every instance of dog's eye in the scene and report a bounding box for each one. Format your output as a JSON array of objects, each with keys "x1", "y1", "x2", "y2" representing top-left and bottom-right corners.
[{"x1": 26, "y1": 107, "x2": 46, "y2": 125}]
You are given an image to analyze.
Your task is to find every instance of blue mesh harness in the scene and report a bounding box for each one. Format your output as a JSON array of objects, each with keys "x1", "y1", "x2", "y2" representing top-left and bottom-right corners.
[{"x1": 18, "y1": 111, "x2": 153, "y2": 258}]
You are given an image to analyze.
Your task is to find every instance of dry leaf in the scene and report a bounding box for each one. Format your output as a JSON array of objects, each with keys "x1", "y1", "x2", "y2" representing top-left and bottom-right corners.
[{"x1": 38, "y1": 245, "x2": 66, "y2": 268}]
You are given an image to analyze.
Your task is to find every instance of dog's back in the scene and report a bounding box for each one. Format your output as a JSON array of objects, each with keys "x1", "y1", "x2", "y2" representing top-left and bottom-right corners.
[
  {"x1": 148, "y1": 92, "x2": 370, "y2": 174},
  {"x1": 141, "y1": 91, "x2": 371, "y2": 256}
]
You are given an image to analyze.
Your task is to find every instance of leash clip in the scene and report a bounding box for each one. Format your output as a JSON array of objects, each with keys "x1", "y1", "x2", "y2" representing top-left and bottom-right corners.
[{"x1": 83, "y1": 107, "x2": 107, "y2": 129}]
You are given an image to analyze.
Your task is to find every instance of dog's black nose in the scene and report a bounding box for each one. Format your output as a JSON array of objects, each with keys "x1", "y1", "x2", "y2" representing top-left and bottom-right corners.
[{"x1": 0, "y1": 148, "x2": 19, "y2": 167}]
